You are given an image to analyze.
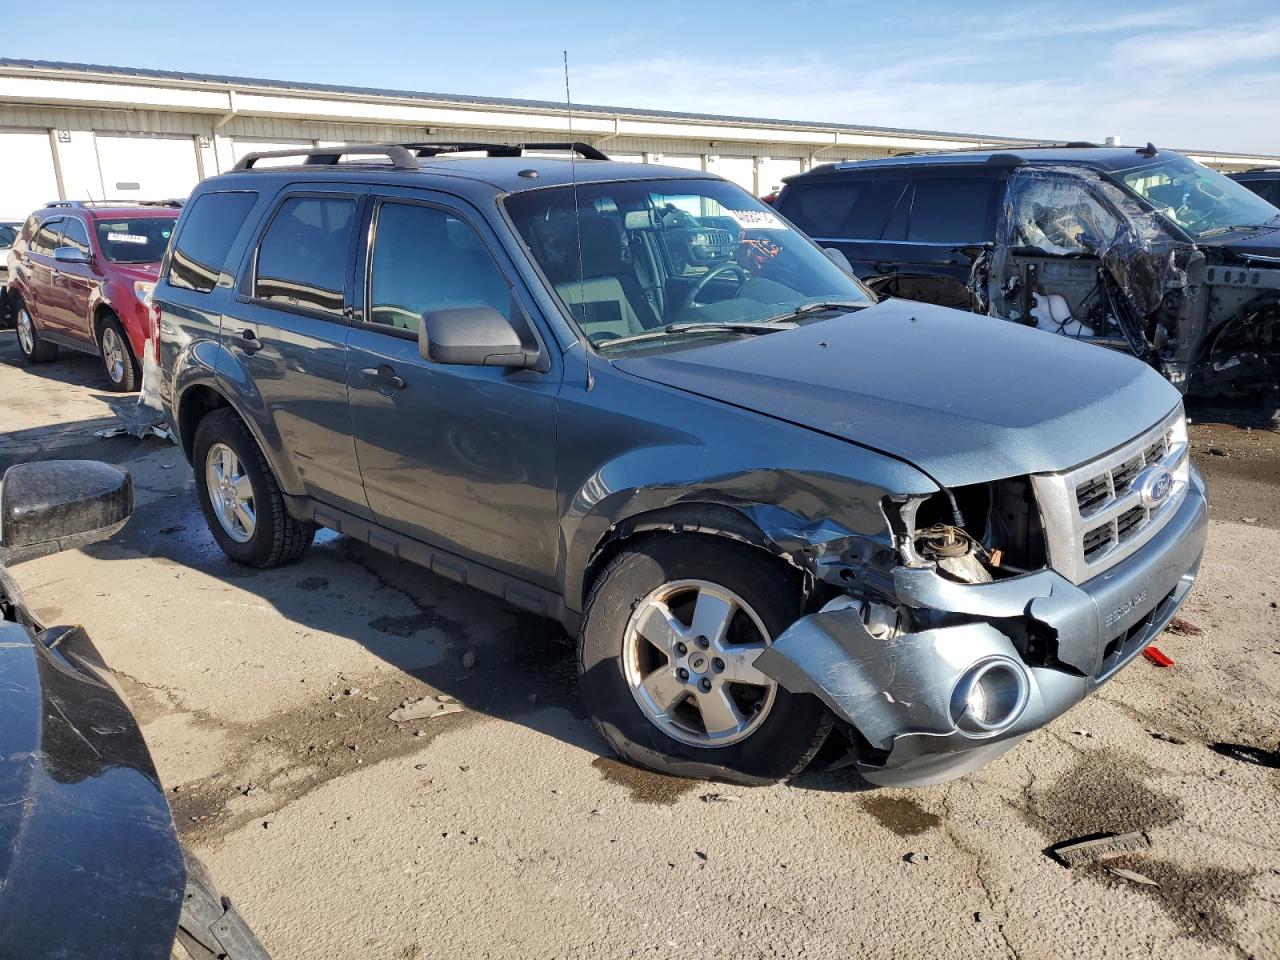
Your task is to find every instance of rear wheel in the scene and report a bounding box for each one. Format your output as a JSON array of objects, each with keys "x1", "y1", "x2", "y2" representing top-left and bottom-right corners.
[
  {"x1": 98, "y1": 316, "x2": 139, "y2": 392},
  {"x1": 15, "y1": 305, "x2": 58, "y2": 363},
  {"x1": 579, "y1": 534, "x2": 832, "y2": 785},
  {"x1": 193, "y1": 408, "x2": 315, "y2": 567}
]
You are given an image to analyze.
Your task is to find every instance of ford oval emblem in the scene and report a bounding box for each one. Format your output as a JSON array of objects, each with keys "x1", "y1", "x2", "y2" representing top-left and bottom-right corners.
[{"x1": 1135, "y1": 466, "x2": 1174, "y2": 509}]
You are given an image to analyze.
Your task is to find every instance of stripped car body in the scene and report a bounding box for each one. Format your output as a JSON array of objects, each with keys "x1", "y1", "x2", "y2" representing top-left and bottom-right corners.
[
  {"x1": 155, "y1": 144, "x2": 1206, "y2": 786},
  {"x1": 776, "y1": 145, "x2": 1280, "y2": 401}
]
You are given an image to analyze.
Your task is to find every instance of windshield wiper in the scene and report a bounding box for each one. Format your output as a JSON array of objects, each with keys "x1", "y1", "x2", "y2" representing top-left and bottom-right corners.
[
  {"x1": 761, "y1": 300, "x2": 872, "y2": 324},
  {"x1": 1199, "y1": 223, "x2": 1277, "y2": 238},
  {"x1": 595, "y1": 320, "x2": 795, "y2": 350}
]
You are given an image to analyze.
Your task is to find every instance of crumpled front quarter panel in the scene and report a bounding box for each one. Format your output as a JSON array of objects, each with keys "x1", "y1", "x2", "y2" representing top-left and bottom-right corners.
[{"x1": 555, "y1": 346, "x2": 937, "y2": 610}]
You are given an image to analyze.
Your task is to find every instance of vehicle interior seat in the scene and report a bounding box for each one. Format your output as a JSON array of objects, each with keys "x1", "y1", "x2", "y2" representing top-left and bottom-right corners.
[{"x1": 552, "y1": 215, "x2": 658, "y2": 340}]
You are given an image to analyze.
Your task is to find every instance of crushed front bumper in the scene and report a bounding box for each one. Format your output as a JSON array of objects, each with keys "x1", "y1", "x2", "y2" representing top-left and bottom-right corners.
[{"x1": 756, "y1": 467, "x2": 1208, "y2": 787}]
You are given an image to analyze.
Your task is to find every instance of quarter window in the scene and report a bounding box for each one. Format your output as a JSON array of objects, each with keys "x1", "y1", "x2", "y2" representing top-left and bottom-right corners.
[
  {"x1": 254, "y1": 197, "x2": 355, "y2": 314},
  {"x1": 781, "y1": 178, "x2": 905, "y2": 240},
  {"x1": 367, "y1": 202, "x2": 511, "y2": 333},
  {"x1": 170, "y1": 191, "x2": 259, "y2": 293}
]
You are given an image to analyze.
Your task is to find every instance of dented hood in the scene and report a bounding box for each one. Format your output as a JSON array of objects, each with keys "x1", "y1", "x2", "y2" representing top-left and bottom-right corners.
[{"x1": 612, "y1": 299, "x2": 1181, "y2": 487}]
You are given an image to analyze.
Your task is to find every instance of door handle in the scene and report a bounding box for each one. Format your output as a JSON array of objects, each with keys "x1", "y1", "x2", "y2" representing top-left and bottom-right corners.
[
  {"x1": 230, "y1": 328, "x2": 262, "y2": 355},
  {"x1": 361, "y1": 365, "x2": 405, "y2": 395}
]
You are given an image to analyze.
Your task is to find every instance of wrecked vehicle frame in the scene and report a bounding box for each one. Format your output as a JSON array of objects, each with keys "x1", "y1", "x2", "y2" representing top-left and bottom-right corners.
[{"x1": 776, "y1": 144, "x2": 1280, "y2": 404}]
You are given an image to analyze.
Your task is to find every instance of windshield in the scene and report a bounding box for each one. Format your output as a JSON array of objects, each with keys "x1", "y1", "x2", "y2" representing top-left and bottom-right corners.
[
  {"x1": 505, "y1": 178, "x2": 871, "y2": 351},
  {"x1": 0, "y1": 223, "x2": 18, "y2": 248},
  {"x1": 93, "y1": 217, "x2": 176, "y2": 263},
  {"x1": 1116, "y1": 157, "x2": 1280, "y2": 239}
]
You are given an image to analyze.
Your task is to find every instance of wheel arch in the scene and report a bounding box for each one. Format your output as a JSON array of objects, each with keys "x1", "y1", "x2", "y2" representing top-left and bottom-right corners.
[
  {"x1": 578, "y1": 502, "x2": 806, "y2": 615},
  {"x1": 174, "y1": 379, "x2": 305, "y2": 499}
]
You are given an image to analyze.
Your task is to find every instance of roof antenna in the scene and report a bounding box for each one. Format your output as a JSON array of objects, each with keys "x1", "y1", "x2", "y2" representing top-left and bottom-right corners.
[{"x1": 564, "y1": 50, "x2": 592, "y2": 390}]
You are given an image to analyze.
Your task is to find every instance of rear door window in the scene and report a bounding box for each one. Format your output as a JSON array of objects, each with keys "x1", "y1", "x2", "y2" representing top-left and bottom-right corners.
[
  {"x1": 59, "y1": 217, "x2": 91, "y2": 257},
  {"x1": 31, "y1": 218, "x2": 63, "y2": 255},
  {"x1": 253, "y1": 196, "x2": 356, "y2": 315},
  {"x1": 169, "y1": 191, "x2": 259, "y2": 293},
  {"x1": 367, "y1": 200, "x2": 511, "y2": 333}
]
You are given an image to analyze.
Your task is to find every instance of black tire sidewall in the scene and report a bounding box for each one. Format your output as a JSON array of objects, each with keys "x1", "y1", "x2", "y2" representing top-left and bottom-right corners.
[
  {"x1": 193, "y1": 410, "x2": 285, "y2": 567},
  {"x1": 579, "y1": 535, "x2": 831, "y2": 785}
]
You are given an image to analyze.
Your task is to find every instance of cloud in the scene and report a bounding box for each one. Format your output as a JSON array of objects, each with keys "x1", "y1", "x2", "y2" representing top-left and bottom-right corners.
[
  {"x1": 1111, "y1": 17, "x2": 1280, "y2": 72},
  {"x1": 513, "y1": 13, "x2": 1280, "y2": 155}
]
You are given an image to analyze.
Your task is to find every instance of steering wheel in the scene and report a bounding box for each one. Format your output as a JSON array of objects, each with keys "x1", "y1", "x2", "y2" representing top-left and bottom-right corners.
[{"x1": 680, "y1": 263, "x2": 748, "y2": 312}]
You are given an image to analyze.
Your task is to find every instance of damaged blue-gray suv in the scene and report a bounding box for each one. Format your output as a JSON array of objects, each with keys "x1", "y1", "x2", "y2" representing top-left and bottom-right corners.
[{"x1": 155, "y1": 142, "x2": 1207, "y2": 788}]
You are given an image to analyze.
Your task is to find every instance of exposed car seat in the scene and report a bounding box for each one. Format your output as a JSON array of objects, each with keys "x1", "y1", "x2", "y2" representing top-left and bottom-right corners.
[{"x1": 553, "y1": 215, "x2": 658, "y2": 340}]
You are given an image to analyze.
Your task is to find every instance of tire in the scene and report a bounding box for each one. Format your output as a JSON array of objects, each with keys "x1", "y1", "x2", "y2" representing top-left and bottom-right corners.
[
  {"x1": 579, "y1": 534, "x2": 832, "y2": 786},
  {"x1": 15, "y1": 303, "x2": 58, "y2": 363},
  {"x1": 97, "y1": 314, "x2": 139, "y2": 392},
  {"x1": 192, "y1": 407, "x2": 315, "y2": 567}
]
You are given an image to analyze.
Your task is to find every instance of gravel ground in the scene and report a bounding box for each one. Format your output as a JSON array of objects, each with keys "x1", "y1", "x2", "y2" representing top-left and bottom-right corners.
[{"x1": 3, "y1": 331, "x2": 1278, "y2": 960}]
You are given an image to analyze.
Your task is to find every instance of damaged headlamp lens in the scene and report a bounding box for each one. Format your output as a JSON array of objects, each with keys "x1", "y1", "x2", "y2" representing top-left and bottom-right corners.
[{"x1": 950, "y1": 658, "x2": 1029, "y2": 736}]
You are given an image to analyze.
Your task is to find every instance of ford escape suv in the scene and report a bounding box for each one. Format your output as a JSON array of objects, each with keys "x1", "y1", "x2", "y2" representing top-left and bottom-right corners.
[
  {"x1": 7, "y1": 200, "x2": 179, "y2": 390},
  {"x1": 155, "y1": 142, "x2": 1207, "y2": 788},
  {"x1": 776, "y1": 144, "x2": 1280, "y2": 404}
]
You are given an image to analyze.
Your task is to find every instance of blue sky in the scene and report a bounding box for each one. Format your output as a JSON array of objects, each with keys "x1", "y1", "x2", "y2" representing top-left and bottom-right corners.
[{"x1": 7, "y1": 0, "x2": 1279, "y2": 153}]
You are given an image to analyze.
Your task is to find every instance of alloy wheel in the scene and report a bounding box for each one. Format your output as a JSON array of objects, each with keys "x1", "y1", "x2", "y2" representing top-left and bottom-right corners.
[
  {"x1": 205, "y1": 442, "x2": 257, "y2": 543},
  {"x1": 101, "y1": 326, "x2": 127, "y2": 384},
  {"x1": 621, "y1": 579, "x2": 778, "y2": 748},
  {"x1": 17, "y1": 309, "x2": 34, "y2": 355}
]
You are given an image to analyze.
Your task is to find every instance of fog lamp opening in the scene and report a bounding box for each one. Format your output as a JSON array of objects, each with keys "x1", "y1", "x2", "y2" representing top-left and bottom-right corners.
[{"x1": 951, "y1": 658, "x2": 1029, "y2": 736}]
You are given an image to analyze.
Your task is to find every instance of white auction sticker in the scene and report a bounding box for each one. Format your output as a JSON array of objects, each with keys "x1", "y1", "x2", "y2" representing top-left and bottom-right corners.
[
  {"x1": 725, "y1": 209, "x2": 788, "y2": 231},
  {"x1": 107, "y1": 232, "x2": 148, "y2": 244}
]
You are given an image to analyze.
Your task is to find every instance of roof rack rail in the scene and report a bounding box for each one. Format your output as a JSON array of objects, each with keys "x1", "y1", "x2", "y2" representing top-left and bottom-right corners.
[
  {"x1": 1243, "y1": 166, "x2": 1280, "y2": 173},
  {"x1": 889, "y1": 140, "x2": 1101, "y2": 158},
  {"x1": 43, "y1": 198, "x2": 183, "y2": 208},
  {"x1": 400, "y1": 141, "x2": 611, "y2": 161},
  {"x1": 233, "y1": 144, "x2": 420, "y2": 171},
  {"x1": 230, "y1": 141, "x2": 612, "y2": 172}
]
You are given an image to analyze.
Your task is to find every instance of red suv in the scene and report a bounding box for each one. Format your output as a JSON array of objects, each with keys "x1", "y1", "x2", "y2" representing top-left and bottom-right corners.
[{"x1": 7, "y1": 201, "x2": 179, "y2": 390}]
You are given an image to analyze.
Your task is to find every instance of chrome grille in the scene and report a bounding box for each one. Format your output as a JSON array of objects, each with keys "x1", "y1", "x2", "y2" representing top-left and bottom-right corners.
[{"x1": 1031, "y1": 407, "x2": 1189, "y2": 585}]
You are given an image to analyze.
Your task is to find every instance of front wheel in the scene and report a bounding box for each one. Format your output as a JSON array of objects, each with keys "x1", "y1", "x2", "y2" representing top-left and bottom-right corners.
[
  {"x1": 193, "y1": 408, "x2": 315, "y2": 567},
  {"x1": 579, "y1": 534, "x2": 832, "y2": 785},
  {"x1": 98, "y1": 316, "x2": 139, "y2": 392},
  {"x1": 15, "y1": 305, "x2": 58, "y2": 363}
]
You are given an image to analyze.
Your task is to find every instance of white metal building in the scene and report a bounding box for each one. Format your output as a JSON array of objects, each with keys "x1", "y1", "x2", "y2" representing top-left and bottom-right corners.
[{"x1": 3, "y1": 58, "x2": 1279, "y2": 218}]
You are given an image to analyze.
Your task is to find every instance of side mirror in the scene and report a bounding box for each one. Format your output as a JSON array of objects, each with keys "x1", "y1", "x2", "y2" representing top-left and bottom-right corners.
[
  {"x1": 0, "y1": 461, "x2": 133, "y2": 565},
  {"x1": 418, "y1": 304, "x2": 536, "y2": 368},
  {"x1": 53, "y1": 246, "x2": 90, "y2": 264}
]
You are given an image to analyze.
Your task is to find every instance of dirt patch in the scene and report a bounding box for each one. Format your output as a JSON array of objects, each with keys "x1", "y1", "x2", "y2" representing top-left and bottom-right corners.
[
  {"x1": 1091, "y1": 856, "x2": 1256, "y2": 944},
  {"x1": 1027, "y1": 750, "x2": 1183, "y2": 839},
  {"x1": 591, "y1": 756, "x2": 698, "y2": 805},
  {"x1": 862, "y1": 796, "x2": 942, "y2": 836},
  {"x1": 167, "y1": 672, "x2": 479, "y2": 843},
  {"x1": 1188, "y1": 415, "x2": 1280, "y2": 529},
  {"x1": 296, "y1": 576, "x2": 329, "y2": 592}
]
